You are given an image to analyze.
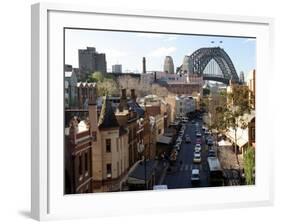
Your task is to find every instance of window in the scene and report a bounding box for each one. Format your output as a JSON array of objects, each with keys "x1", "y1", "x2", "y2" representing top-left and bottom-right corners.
[
  {"x1": 116, "y1": 139, "x2": 119, "y2": 152},
  {"x1": 84, "y1": 152, "x2": 88, "y2": 173},
  {"x1": 158, "y1": 129, "x2": 161, "y2": 134},
  {"x1": 78, "y1": 155, "x2": 82, "y2": 176},
  {"x1": 106, "y1": 139, "x2": 111, "y2": 152},
  {"x1": 106, "y1": 164, "x2": 112, "y2": 178}
]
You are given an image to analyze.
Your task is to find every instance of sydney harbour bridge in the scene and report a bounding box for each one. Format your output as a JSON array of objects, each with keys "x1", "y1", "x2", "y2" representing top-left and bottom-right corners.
[{"x1": 177, "y1": 47, "x2": 240, "y2": 85}]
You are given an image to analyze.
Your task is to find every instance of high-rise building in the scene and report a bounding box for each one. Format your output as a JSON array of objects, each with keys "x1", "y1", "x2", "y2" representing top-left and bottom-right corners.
[
  {"x1": 112, "y1": 64, "x2": 122, "y2": 73},
  {"x1": 78, "y1": 47, "x2": 107, "y2": 76},
  {"x1": 164, "y1": 56, "x2": 174, "y2": 74},
  {"x1": 182, "y1": 55, "x2": 191, "y2": 74}
]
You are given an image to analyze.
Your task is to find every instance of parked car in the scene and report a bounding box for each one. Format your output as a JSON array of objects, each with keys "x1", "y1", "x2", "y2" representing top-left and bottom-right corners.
[
  {"x1": 193, "y1": 152, "x2": 202, "y2": 163},
  {"x1": 174, "y1": 145, "x2": 180, "y2": 152},
  {"x1": 185, "y1": 135, "x2": 191, "y2": 143},
  {"x1": 175, "y1": 142, "x2": 181, "y2": 148},
  {"x1": 194, "y1": 144, "x2": 201, "y2": 153},
  {"x1": 196, "y1": 138, "x2": 202, "y2": 144},
  {"x1": 205, "y1": 130, "x2": 210, "y2": 135},
  {"x1": 207, "y1": 138, "x2": 213, "y2": 146},
  {"x1": 191, "y1": 169, "x2": 200, "y2": 184},
  {"x1": 208, "y1": 149, "x2": 216, "y2": 157}
]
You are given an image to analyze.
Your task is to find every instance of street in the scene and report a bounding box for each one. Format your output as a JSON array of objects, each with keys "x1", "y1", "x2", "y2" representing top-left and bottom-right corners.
[{"x1": 163, "y1": 118, "x2": 210, "y2": 189}]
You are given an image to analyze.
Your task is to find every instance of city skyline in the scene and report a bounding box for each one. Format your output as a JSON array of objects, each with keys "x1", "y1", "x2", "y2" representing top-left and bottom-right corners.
[
  {"x1": 65, "y1": 29, "x2": 256, "y2": 78},
  {"x1": 64, "y1": 29, "x2": 256, "y2": 193}
]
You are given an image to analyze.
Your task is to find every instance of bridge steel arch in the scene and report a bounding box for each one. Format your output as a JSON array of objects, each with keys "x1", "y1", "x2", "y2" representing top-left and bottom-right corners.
[{"x1": 187, "y1": 47, "x2": 239, "y2": 84}]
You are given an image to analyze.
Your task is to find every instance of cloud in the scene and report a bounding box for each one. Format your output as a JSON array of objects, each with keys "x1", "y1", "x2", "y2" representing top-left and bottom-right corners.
[
  {"x1": 165, "y1": 36, "x2": 178, "y2": 41},
  {"x1": 103, "y1": 49, "x2": 129, "y2": 57},
  {"x1": 244, "y1": 38, "x2": 256, "y2": 43},
  {"x1": 136, "y1": 33, "x2": 178, "y2": 42},
  {"x1": 148, "y1": 47, "x2": 177, "y2": 57}
]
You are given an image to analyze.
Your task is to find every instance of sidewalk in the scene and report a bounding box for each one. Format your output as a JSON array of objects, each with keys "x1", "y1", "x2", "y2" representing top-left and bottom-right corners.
[
  {"x1": 217, "y1": 145, "x2": 244, "y2": 185},
  {"x1": 154, "y1": 160, "x2": 169, "y2": 185},
  {"x1": 217, "y1": 146, "x2": 243, "y2": 170}
]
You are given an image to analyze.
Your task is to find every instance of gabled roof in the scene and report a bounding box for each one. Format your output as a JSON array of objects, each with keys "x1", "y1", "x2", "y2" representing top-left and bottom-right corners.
[
  {"x1": 127, "y1": 100, "x2": 145, "y2": 117},
  {"x1": 98, "y1": 96, "x2": 120, "y2": 129},
  {"x1": 77, "y1": 82, "x2": 96, "y2": 88}
]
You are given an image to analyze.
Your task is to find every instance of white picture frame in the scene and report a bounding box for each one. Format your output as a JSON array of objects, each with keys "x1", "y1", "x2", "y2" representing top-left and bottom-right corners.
[{"x1": 31, "y1": 2, "x2": 274, "y2": 221}]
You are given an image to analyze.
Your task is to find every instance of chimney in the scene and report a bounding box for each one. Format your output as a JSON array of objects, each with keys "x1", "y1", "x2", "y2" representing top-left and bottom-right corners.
[
  {"x1": 131, "y1": 89, "x2": 136, "y2": 103},
  {"x1": 121, "y1": 88, "x2": 126, "y2": 99},
  {"x1": 119, "y1": 88, "x2": 127, "y2": 112},
  {"x1": 88, "y1": 84, "x2": 97, "y2": 105},
  {"x1": 142, "y1": 57, "x2": 146, "y2": 74},
  {"x1": 88, "y1": 98, "x2": 98, "y2": 132}
]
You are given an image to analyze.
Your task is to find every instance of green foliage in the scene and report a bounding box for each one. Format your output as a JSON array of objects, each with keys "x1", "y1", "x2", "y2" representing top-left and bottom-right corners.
[
  {"x1": 208, "y1": 85, "x2": 252, "y2": 160},
  {"x1": 104, "y1": 73, "x2": 115, "y2": 80},
  {"x1": 227, "y1": 85, "x2": 251, "y2": 114},
  {"x1": 89, "y1": 71, "x2": 104, "y2": 83},
  {"x1": 96, "y1": 78, "x2": 119, "y2": 96},
  {"x1": 243, "y1": 146, "x2": 255, "y2": 185},
  {"x1": 203, "y1": 88, "x2": 210, "y2": 96},
  {"x1": 200, "y1": 97, "x2": 209, "y2": 110}
]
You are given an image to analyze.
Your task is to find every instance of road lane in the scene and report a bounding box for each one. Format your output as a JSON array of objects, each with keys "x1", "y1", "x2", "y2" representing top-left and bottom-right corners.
[{"x1": 163, "y1": 118, "x2": 210, "y2": 189}]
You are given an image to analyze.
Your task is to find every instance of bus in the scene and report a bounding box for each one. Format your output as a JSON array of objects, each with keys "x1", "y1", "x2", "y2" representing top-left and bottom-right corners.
[{"x1": 207, "y1": 157, "x2": 224, "y2": 186}]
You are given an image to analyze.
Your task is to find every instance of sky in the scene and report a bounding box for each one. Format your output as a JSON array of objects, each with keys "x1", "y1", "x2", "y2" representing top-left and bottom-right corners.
[{"x1": 65, "y1": 29, "x2": 256, "y2": 78}]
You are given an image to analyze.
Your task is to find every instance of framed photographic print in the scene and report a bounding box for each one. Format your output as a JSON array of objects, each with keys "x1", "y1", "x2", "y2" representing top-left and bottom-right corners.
[{"x1": 31, "y1": 2, "x2": 274, "y2": 221}]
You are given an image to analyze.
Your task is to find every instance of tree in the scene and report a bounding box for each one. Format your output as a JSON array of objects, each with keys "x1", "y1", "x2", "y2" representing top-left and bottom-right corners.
[
  {"x1": 243, "y1": 146, "x2": 255, "y2": 185},
  {"x1": 207, "y1": 85, "x2": 252, "y2": 166},
  {"x1": 89, "y1": 71, "x2": 104, "y2": 83},
  {"x1": 96, "y1": 78, "x2": 119, "y2": 96},
  {"x1": 225, "y1": 85, "x2": 251, "y2": 164},
  {"x1": 203, "y1": 88, "x2": 210, "y2": 96}
]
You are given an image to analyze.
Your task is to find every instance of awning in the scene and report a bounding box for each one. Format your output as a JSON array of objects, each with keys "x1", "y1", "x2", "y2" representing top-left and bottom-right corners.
[
  {"x1": 225, "y1": 127, "x2": 248, "y2": 147},
  {"x1": 157, "y1": 135, "x2": 173, "y2": 145},
  {"x1": 218, "y1": 139, "x2": 232, "y2": 147}
]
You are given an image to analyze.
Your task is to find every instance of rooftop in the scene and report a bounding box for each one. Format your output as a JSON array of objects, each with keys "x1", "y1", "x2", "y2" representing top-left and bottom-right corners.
[{"x1": 98, "y1": 96, "x2": 120, "y2": 129}]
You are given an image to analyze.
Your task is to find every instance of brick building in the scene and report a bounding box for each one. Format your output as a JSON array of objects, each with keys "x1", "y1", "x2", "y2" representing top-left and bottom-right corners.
[{"x1": 65, "y1": 117, "x2": 93, "y2": 194}]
